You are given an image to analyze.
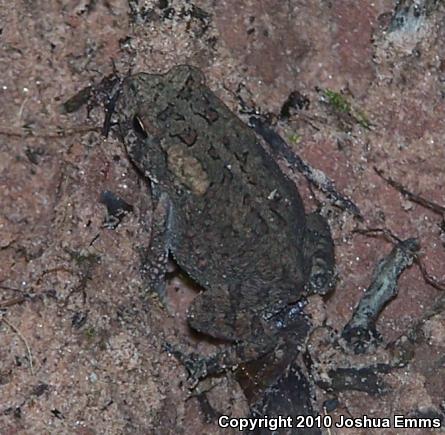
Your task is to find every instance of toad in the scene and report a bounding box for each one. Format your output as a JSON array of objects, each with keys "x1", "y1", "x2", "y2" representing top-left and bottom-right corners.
[{"x1": 114, "y1": 65, "x2": 335, "y2": 379}]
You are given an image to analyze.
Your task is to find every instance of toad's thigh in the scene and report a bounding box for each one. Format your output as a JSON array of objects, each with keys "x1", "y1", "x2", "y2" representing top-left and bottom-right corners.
[{"x1": 187, "y1": 288, "x2": 262, "y2": 342}]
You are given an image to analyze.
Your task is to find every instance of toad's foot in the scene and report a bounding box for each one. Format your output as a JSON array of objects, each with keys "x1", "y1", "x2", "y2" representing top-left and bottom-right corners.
[
  {"x1": 164, "y1": 339, "x2": 277, "y2": 385},
  {"x1": 164, "y1": 342, "x2": 211, "y2": 384}
]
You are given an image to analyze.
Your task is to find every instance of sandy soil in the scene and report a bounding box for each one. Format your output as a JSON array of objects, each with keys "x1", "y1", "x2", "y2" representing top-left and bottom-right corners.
[{"x1": 1, "y1": 1, "x2": 444, "y2": 434}]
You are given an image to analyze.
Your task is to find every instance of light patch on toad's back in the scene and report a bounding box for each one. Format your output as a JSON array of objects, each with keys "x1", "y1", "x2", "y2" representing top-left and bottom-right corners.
[{"x1": 167, "y1": 145, "x2": 210, "y2": 195}]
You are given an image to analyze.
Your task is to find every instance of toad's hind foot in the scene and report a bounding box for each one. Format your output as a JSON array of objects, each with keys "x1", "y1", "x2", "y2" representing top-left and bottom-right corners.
[
  {"x1": 164, "y1": 338, "x2": 277, "y2": 384},
  {"x1": 164, "y1": 342, "x2": 211, "y2": 384},
  {"x1": 163, "y1": 342, "x2": 246, "y2": 385}
]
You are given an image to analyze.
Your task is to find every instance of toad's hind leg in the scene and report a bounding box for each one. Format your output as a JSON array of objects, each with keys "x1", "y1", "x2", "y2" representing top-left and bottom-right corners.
[
  {"x1": 303, "y1": 212, "x2": 336, "y2": 295},
  {"x1": 140, "y1": 192, "x2": 173, "y2": 303},
  {"x1": 187, "y1": 287, "x2": 245, "y2": 342},
  {"x1": 178, "y1": 289, "x2": 279, "y2": 379}
]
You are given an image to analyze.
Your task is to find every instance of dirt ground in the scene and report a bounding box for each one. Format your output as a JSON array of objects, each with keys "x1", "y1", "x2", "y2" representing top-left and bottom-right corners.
[{"x1": 1, "y1": 1, "x2": 444, "y2": 434}]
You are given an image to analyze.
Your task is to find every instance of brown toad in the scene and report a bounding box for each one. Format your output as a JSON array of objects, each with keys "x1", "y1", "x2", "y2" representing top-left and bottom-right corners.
[{"x1": 114, "y1": 65, "x2": 335, "y2": 378}]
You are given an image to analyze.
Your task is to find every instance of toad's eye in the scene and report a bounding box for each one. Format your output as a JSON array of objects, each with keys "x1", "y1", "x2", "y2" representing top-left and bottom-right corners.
[{"x1": 132, "y1": 115, "x2": 148, "y2": 139}]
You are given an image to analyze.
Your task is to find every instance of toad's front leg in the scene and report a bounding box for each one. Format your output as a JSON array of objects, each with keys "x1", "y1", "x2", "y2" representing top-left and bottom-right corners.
[{"x1": 140, "y1": 191, "x2": 173, "y2": 303}]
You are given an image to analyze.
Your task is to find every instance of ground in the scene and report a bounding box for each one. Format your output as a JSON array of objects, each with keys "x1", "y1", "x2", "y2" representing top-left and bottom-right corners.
[{"x1": 0, "y1": 1, "x2": 444, "y2": 434}]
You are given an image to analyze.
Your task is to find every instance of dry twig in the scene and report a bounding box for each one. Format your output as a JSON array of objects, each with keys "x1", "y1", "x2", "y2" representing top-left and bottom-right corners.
[
  {"x1": 1, "y1": 316, "x2": 34, "y2": 375},
  {"x1": 374, "y1": 167, "x2": 445, "y2": 216}
]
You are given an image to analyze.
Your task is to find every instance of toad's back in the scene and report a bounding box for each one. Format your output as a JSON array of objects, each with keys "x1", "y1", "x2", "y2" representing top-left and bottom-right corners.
[{"x1": 118, "y1": 65, "x2": 308, "y2": 305}]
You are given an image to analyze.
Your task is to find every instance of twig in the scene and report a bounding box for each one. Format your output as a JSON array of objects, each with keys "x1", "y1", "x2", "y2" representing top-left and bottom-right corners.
[
  {"x1": 1, "y1": 317, "x2": 34, "y2": 375},
  {"x1": 374, "y1": 167, "x2": 445, "y2": 216},
  {"x1": 352, "y1": 227, "x2": 402, "y2": 244},
  {"x1": 250, "y1": 116, "x2": 363, "y2": 219},
  {"x1": 0, "y1": 296, "x2": 27, "y2": 308},
  {"x1": 353, "y1": 229, "x2": 445, "y2": 291},
  {"x1": 417, "y1": 258, "x2": 445, "y2": 291},
  {"x1": 341, "y1": 238, "x2": 420, "y2": 353},
  {"x1": 0, "y1": 125, "x2": 100, "y2": 138}
]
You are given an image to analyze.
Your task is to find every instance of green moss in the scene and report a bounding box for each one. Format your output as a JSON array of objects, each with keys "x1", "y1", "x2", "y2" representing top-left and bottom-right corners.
[
  {"x1": 324, "y1": 89, "x2": 351, "y2": 113},
  {"x1": 323, "y1": 89, "x2": 371, "y2": 130},
  {"x1": 84, "y1": 326, "x2": 96, "y2": 340},
  {"x1": 288, "y1": 133, "x2": 302, "y2": 144}
]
